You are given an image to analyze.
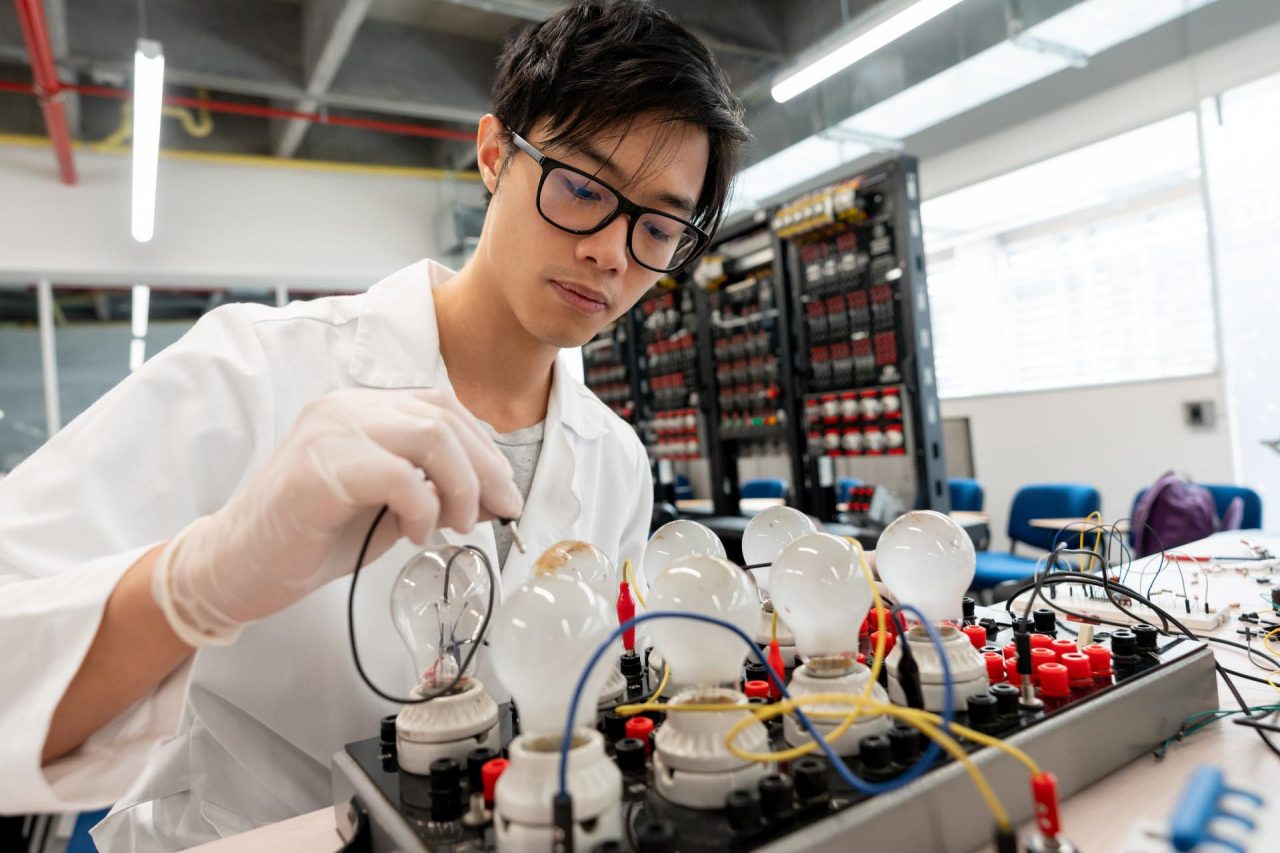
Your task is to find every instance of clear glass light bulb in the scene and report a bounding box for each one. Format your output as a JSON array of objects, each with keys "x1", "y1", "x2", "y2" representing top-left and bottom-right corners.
[
  {"x1": 391, "y1": 545, "x2": 491, "y2": 690},
  {"x1": 770, "y1": 533, "x2": 870, "y2": 659},
  {"x1": 534, "y1": 539, "x2": 616, "y2": 601},
  {"x1": 741, "y1": 506, "x2": 817, "y2": 594},
  {"x1": 488, "y1": 573, "x2": 614, "y2": 738},
  {"x1": 876, "y1": 510, "x2": 975, "y2": 626},
  {"x1": 646, "y1": 554, "x2": 757, "y2": 689},
  {"x1": 642, "y1": 520, "x2": 726, "y2": 589}
]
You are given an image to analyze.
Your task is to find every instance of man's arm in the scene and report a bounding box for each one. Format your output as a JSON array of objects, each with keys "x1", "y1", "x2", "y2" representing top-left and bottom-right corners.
[{"x1": 41, "y1": 544, "x2": 192, "y2": 765}]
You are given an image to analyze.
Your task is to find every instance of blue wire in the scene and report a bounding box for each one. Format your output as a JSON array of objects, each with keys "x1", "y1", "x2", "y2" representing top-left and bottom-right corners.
[{"x1": 557, "y1": 605, "x2": 954, "y2": 800}]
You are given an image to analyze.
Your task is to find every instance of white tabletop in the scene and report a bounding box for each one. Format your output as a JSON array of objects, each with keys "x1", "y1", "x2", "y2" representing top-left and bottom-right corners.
[{"x1": 191, "y1": 532, "x2": 1280, "y2": 852}]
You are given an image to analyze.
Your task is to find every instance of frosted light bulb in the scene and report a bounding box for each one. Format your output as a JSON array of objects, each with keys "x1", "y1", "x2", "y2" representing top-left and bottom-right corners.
[
  {"x1": 642, "y1": 520, "x2": 725, "y2": 588},
  {"x1": 488, "y1": 573, "x2": 614, "y2": 738},
  {"x1": 876, "y1": 510, "x2": 975, "y2": 625},
  {"x1": 391, "y1": 546, "x2": 490, "y2": 689},
  {"x1": 534, "y1": 539, "x2": 616, "y2": 601},
  {"x1": 770, "y1": 533, "x2": 871, "y2": 658},
  {"x1": 646, "y1": 554, "x2": 757, "y2": 688},
  {"x1": 741, "y1": 506, "x2": 817, "y2": 594}
]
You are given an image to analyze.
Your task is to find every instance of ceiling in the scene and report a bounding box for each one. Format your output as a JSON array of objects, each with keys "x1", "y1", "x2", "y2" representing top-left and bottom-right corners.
[{"x1": 0, "y1": 0, "x2": 877, "y2": 171}]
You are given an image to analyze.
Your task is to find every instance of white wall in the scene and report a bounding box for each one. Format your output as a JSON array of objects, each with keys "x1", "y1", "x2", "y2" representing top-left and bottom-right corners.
[
  {"x1": 942, "y1": 375, "x2": 1236, "y2": 551},
  {"x1": 0, "y1": 142, "x2": 485, "y2": 289}
]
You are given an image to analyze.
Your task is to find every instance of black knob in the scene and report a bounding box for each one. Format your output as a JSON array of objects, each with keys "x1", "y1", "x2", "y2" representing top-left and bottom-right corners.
[
  {"x1": 962, "y1": 597, "x2": 976, "y2": 623},
  {"x1": 1012, "y1": 617, "x2": 1031, "y2": 635},
  {"x1": 1111, "y1": 628, "x2": 1139, "y2": 658},
  {"x1": 726, "y1": 788, "x2": 763, "y2": 832},
  {"x1": 748, "y1": 696, "x2": 769, "y2": 707},
  {"x1": 593, "y1": 843, "x2": 626, "y2": 853},
  {"x1": 858, "y1": 734, "x2": 893, "y2": 772},
  {"x1": 758, "y1": 774, "x2": 796, "y2": 821},
  {"x1": 1133, "y1": 624, "x2": 1159, "y2": 652},
  {"x1": 429, "y1": 758, "x2": 463, "y2": 822},
  {"x1": 979, "y1": 617, "x2": 999, "y2": 643},
  {"x1": 1033, "y1": 608, "x2": 1057, "y2": 635},
  {"x1": 615, "y1": 737, "x2": 646, "y2": 776},
  {"x1": 888, "y1": 723, "x2": 922, "y2": 764},
  {"x1": 990, "y1": 683, "x2": 1020, "y2": 718},
  {"x1": 466, "y1": 747, "x2": 499, "y2": 791},
  {"x1": 636, "y1": 819, "x2": 677, "y2": 853},
  {"x1": 379, "y1": 714, "x2": 398, "y2": 745},
  {"x1": 744, "y1": 660, "x2": 770, "y2": 684},
  {"x1": 792, "y1": 756, "x2": 829, "y2": 802},
  {"x1": 603, "y1": 711, "x2": 628, "y2": 742},
  {"x1": 620, "y1": 650, "x2": 644, "y2": 678},
  {"x1": 967, "y1": 693, "x2": 999, "y2": 730},
  {"x1": 980, "y1": 644, "x2": 1001, "y2": 656}
]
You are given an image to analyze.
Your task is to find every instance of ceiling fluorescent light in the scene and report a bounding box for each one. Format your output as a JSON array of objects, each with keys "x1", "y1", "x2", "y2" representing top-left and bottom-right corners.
[
  {"x1": 131, "y1": 284, "x2": 150, "y2": 339},
  {"x1": 131, "y1": 39, "x2": 165, "y2": 243},
  {"x1": 772, "y1": 0, "x2": 967, "y2": 103}
]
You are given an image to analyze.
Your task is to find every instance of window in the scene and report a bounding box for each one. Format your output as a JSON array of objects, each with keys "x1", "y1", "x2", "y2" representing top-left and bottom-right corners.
[{"x1": 922, "y1": 113, "x2": 1218, "y2": 398}]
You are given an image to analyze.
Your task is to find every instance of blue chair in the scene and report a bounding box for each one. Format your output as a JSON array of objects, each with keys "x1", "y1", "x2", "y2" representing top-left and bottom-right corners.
[
  {"x1": 948, "y1": 478, "x2": 984, "y2": 512},
  {"x1": 741, "y1": 478, "x2": 788, "y2": 499},
  {"x1": 674, "y1": 473, "x2": 694, "y2": 502},
  {"x1": 1130, "y1": 484, "x2": 1264, "y2": 543},
  {"x1": 837, "y1": 477, "x2": 862, "y2": 503},
  {"x1": 973, "y1": 484, "x2": 1101, "y2": 591},
  {"x1": 68, "y1": 808, "x2": 110, "y2": 852}
]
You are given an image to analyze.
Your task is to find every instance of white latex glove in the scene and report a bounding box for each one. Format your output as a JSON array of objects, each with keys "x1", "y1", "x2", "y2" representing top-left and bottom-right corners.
[{"x1": 152, "y1": 387, "x2": 522, "y2": 646}]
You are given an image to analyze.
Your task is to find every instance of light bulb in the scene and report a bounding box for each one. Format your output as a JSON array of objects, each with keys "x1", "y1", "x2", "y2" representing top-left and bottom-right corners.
[
  {"x1": 876, "y1": 510, "x2": 975, "y2": 625},
  {"x1": 488, "y1": 573, "x2": 614, "y2": 737},
  {"x1": 534, "y1": 539, "x2": 616, "y2": 601},
  {"x1": 646, "y1": 554, "x2": 757, "y2": 689},
  {"x1": 770, "y1": 533, "x2": 870, "y2": 659},
  {"x1": 642, "y1": 520, "x2": 725, "y2": 588},
  {"x1": 741, "y1": 506, "x2": 817, "y2": 594},
  {"x1": 390, "y1": 545, "x2": 490, "y2": 690}
]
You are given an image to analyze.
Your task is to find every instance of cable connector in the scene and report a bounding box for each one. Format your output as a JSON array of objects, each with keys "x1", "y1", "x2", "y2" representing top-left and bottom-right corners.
[
  {"x1": 768, "y1": 638, "x2": 786, "y2": 700},
  {"x1": 551, "y1": 792, "x2": 574, "y2": 853},
  {"x1": 1032, "y1": 771, "x2": 1062, "y2": 839},
  {"x1": 617, "y1": 580, "x2": 636, "y2": 651}
]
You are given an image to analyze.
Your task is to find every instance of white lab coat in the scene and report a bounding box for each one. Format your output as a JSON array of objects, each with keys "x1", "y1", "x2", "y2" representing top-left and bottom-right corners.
[{"x1": 0, "y1": 259, "x2": 653, "y2": 850}]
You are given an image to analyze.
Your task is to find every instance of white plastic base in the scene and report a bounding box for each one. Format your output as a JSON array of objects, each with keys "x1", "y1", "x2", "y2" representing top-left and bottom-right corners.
[
  {"x1": 885, "y1": 624, "x2": 989, "y2": 712},
  {"x1": 493, "y1": 729, "x2": 622, "y2": 853},
  {"x1": 782, "y1": 663, "x2": 892, "y2": 756},
  {"x1": 395, "y1": 678, "x2": 500, "y2": 774},
  {"x1": 652, "y1": 687, "x2": 771, "y2": 810}
]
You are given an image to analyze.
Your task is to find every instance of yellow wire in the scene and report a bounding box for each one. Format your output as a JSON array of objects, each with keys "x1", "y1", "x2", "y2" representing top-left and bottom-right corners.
[
  {"x1": 1264, "y1": 627, "x2": 1280, "y2": 694},
  {"x1": 1078, "y1": 510, "x2": 1103, "y2": 574},
  {"x1": 771, "y1": 607, "x2": 779, "y2": 642},
  {"x1": 623, "y1": 559, "x2": 647, "y2": 609},
  {"x1": 724, "y1": 693, "x2": 1011, "y2": 830}
]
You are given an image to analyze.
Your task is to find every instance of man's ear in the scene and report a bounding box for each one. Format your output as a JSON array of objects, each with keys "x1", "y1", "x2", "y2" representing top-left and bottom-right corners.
[{"x1": 476, "y1": 114, "x2": 508, "y2": 195}]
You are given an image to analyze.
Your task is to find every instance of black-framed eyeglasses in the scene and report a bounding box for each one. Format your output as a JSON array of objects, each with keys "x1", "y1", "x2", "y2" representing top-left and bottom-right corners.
[{"x1": 509, "y1": 131, "x2": 708, "y2": 273}]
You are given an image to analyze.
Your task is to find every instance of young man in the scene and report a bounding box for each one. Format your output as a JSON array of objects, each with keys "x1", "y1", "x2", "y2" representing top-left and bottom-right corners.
[{"x1": 0, "y1": 1, "x2": 748, "y2": 848}]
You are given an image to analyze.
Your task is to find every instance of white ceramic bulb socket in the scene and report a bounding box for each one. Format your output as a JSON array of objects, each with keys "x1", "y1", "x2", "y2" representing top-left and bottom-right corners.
[
  {"x1": 876, "y1": 510, "x2": 976, "y2": 626},
  {"x1": 646, "y1": 554, "x2": 759, "y2": 690},
  {"x1": 782, "y1": 664, "x2": 891, "y2": 756},
  {"x1": 396, "y1": 677, "x2": 500, "y2": 773},
  {"x1": 493, "y1": 729, "x2": 622, "y2": 853},
  {"x1": 653, "y1": 687, "x2": 771, "y2": 809},
  {"x1": 885, "y1": 624, "x2": 989, "y2": 712},
  {"x1": 641, "y1": 520, "x2": 726, "y2": 591}
]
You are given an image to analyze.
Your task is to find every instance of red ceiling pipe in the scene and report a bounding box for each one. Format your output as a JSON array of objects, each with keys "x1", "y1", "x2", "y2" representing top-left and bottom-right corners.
[
  {"x1": 14, "y1": 0, "x2": 77, "y2": 184},
  {"x1": 0, "y1": 80, "x2": 476, "y2": 144}
]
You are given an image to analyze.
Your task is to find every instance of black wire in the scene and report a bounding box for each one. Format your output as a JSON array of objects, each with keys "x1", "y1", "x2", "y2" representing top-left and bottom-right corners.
[
  {"x1": 347, "y1": 505, "x2": 497, "y2": 705},
  {"x1": 137, "y1": 0, "x2": 148, "y2": 39},
  {"x1": 1005, "y1": 572, "x2": 1280, "y2": 759}
]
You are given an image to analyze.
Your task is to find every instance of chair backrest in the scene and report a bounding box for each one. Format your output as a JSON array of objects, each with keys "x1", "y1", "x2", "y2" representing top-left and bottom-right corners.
[
  {"x1": 1203, "y1": 484, "x2": 1263, "y2": 530},
  {"x1": 741, "y1": 478, "x2": 788, "y2": 499},
  {"x1": 837, "y1": 477, "x2": 862, "y2": 503},
  {"x1": 674, "y1": 473, "x2": 693, "y2": 501},
  {"x1": 948, "y1": 477, "x2": 984, "y2": 512},
  {"x1": 1008, "y1": 483, "x2": 1101, "y2": 552}
]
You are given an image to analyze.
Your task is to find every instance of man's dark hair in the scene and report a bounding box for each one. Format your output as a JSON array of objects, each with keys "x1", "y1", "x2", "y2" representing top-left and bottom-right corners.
[{"x1": 491, "y1": 0, "x2": 750, "y2": 240}]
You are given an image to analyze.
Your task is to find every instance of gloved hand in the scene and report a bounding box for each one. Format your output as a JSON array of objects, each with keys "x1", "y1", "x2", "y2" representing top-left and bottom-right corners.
[{"x1": 152, "y1": 387, "x2": 522, "y2": 646}]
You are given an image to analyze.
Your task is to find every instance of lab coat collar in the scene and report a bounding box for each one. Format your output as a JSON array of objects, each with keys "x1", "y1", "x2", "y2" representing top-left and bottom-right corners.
[{"x1": 348, "y1": 259, "x2": 609, "y2": 441}]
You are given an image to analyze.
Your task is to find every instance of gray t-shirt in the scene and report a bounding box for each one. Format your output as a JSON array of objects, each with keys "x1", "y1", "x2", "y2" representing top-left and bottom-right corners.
[{"x1": 480, "y1": 419, "x2": 544, "y2": 566}]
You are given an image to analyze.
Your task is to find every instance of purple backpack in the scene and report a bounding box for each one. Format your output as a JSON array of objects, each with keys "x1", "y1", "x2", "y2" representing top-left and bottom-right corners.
[{"x1": 1132, "y1": 472, "x2": 1244, "y2": 557}]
